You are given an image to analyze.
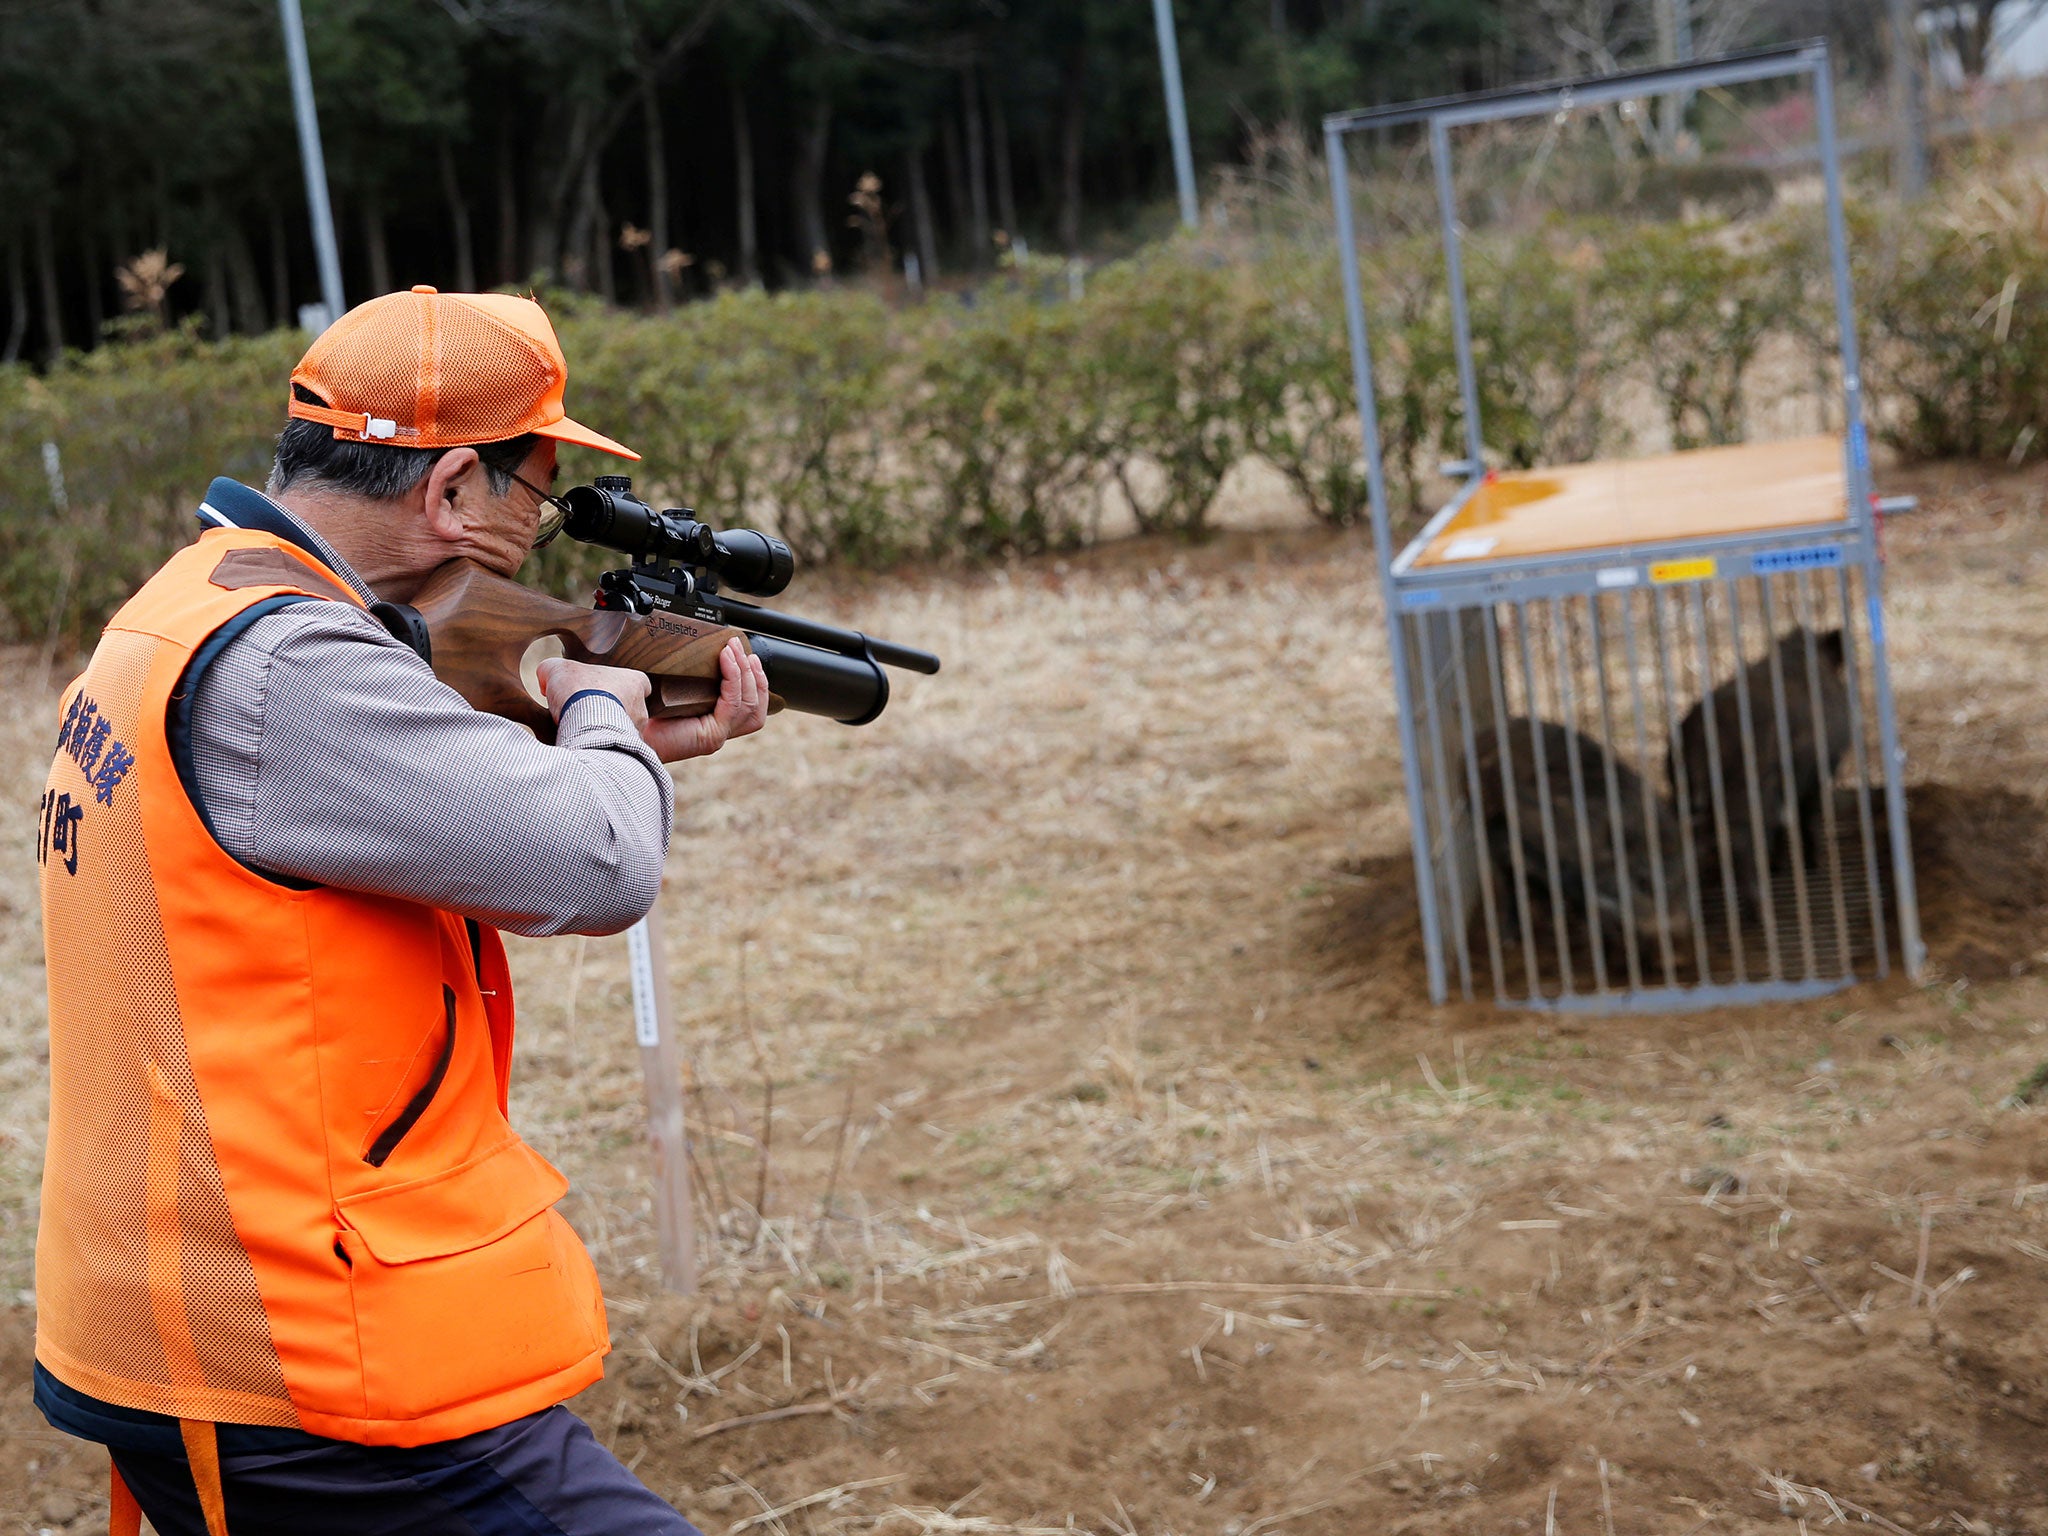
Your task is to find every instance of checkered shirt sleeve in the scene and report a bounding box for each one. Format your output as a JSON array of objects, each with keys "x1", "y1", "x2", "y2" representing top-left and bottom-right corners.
[{"x1": 187, "y1": 599, "x2": 674, "y2": 937}]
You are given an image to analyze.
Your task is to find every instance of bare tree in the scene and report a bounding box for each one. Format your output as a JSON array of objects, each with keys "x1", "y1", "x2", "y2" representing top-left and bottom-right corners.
[{"x1": 1529, "y1": 0, "x2": 1763, "y2": 78}]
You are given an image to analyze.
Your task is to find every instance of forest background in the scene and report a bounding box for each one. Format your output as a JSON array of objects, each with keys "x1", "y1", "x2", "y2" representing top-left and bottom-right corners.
[{"x1": 0, "y1": 0, "x2": 2036, "y2": 351}]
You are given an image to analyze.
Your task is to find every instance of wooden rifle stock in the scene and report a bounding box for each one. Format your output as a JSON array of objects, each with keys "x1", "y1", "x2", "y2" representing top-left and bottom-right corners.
[{"x1": 407, "y1": 558, "x2": 752, "y2": 742}]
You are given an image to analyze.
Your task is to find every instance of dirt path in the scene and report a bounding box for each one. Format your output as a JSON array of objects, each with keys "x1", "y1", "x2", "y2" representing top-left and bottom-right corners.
[{"x1": 3, "y1": 463, "x2": 2047, "y2": 1534}]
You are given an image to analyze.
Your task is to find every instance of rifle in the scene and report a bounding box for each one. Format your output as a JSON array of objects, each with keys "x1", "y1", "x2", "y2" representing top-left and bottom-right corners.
[{"x1": 398, "y1": 475, "x2": 940, "y2": 739}]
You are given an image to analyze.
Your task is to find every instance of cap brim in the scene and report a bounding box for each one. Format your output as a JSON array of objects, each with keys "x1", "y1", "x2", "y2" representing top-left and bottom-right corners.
[{"x1": 534, "y1": 415, "x2": 640, "y2": 461}]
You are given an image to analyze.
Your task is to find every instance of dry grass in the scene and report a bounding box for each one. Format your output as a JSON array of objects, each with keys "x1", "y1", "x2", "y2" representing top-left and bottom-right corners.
[
  {"x1": 6, "y1": 462, "x2": 2048, "y2": 1533},
  {"x1": 0, "y1": 686, "x2": 56, "y2": 1300}
]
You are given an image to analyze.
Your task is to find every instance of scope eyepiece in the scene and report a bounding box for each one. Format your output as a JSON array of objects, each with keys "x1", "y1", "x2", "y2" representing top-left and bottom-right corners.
[
  {"x1": 560, "y1": 478, "x2": 715, "y2": 565},
  {"x1": 560, "y1": 478, "x2": 655, "y2": 554}
]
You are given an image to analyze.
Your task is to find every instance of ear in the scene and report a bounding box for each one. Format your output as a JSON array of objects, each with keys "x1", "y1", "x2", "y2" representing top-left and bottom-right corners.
[
  {"x1": 419, "y1": 448, "x2": 483, "y2": 546},
  {"x1": 1818, "y1": 627, "x2": 1845, "y2": 668}
]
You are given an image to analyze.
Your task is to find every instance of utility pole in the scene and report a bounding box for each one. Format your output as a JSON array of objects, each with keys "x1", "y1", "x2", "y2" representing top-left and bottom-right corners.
[
  {"x1": 1150, "y1": 0, "x2": 1200, "y2": 229},
  {"x1": 278, "y1": 0, "x2": 346, "y2": 328},
  {"x1": 1889, "y1": 0, "x2": 1929, "y2": 199}
]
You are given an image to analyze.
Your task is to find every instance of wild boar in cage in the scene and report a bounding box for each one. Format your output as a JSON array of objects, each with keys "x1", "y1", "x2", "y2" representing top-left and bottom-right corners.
[
  {"x1": 1672, "y1": 624, "x2": 1852, "y2": 925},
  {"x1": 1399, "y1": 560, "x2": 1915, "y2": 1010},
  {"x1": 1472, "y1": 717, "x2": 1693, "y2": 977}
]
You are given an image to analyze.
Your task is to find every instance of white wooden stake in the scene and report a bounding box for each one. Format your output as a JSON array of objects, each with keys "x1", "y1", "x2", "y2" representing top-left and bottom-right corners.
[{"x1": 626, "y1": 898, "x2": 696, "y2": 1293}]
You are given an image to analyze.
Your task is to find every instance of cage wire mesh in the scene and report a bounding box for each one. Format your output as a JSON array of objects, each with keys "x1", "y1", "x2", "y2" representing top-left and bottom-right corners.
[{"x1": 1324, "y1": 42, "x2": 1924, "y2": 1012}]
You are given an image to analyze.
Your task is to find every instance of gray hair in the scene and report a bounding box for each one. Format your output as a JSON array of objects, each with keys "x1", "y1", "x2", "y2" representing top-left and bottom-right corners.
[{"x1": 269, "y1": 386, "x2": 540, "y2": 500}]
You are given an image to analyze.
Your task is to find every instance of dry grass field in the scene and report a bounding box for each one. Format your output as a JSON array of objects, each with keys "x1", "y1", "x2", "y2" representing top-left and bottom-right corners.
[{"x1": 3, "y1": 461, "x2": 2048, "y2": 1534}]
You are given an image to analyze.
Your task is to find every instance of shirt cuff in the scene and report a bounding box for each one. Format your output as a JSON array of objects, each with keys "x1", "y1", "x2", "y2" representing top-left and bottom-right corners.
[{"x1": 555, "y1": 688, "x2": 635, "y2": 740}]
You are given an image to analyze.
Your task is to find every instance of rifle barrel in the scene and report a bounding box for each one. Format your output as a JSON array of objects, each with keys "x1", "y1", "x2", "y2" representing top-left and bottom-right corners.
[
  {"x1": 746, "y1": 635, "x2": 888, "y2": 726},
  {"x1": 706, "y1": 595, "x2": 942, "y2": 676}
]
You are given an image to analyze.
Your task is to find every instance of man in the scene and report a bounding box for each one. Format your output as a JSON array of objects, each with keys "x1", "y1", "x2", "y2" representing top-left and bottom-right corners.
[{"x1": 33, "y1": 286, "x2": 765, "y2": 1535}]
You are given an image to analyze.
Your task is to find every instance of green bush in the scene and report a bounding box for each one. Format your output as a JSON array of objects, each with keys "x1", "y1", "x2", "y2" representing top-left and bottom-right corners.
[
  {"x1": 1860, "y1": 201, "x2": 2048, "y2": 465},
  {"x1": 1464, "y1": 225, "x2": 1626, "y2": 469},
  {"x1": 1083, "y1": 250, "x2": 1255, "y2": 539},
  {"x1": 907, "y1": 276, "x2": 1103, "y2": 557},
  {"x1": 0, "y1": 325, "x2": 294, "y2": 652},
  {"x1": 3, "y1": 188, "x2": 2043, "y2": 647},
  {"x1": 1235, "y1": 247, "x2": 1372, "y2": 530},
  {"x1": 561, "y1": 289, "x2": 901, "y2": 572},
  {"x1": 1602, "y1": 218, "x2": 1807, "y2": 451},
  {"x1": 1363, "y1": 242, "x2": 1464, "y2": 525}
]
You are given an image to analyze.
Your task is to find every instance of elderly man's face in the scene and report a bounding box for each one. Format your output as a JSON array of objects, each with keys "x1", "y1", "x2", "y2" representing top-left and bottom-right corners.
[
  {"x1": 505, "y1": 439, "x2": 563, "y2": 554},
  {"x1": 464, "y1": 439, "x2": 561, "y2": 577}
]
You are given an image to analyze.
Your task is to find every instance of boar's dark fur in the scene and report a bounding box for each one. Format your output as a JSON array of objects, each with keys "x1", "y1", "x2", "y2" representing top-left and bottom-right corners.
[
  {"x1": 1472, "y1": 717, "x2": 1693, "y2": 964},
  {"x1": 1670, "y1": 625, "x2": 1850, "y2": 916}
]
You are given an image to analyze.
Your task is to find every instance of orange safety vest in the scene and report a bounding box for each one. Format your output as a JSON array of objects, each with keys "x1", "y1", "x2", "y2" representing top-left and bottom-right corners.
[{"x1": 36, "y1": 526, "x2": 609, "y2": 1453}]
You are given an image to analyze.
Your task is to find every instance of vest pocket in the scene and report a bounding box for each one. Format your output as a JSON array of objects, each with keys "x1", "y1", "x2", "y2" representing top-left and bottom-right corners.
[
  {"x1": 363, "y1": 987, "x2": 456, "y2": 1168},
  {"x1": 335, "y1": 1137, "x2": 604, "y2": 1421}
]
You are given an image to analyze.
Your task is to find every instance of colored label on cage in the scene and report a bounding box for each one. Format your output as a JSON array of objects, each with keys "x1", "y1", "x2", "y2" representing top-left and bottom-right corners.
[
  {"x1": 1751, "y1": 543, "x2": 1844, "y2": 573},
  {"x1": 1399, "y1": 589, "x2": 1442, "y2": 609},
  {"x1": 1595, "y1": 566, "x2": 1639, "y2": 588},
  {"x1": 1850, "y1": 421, "x2": 1871, "y2": 475},
  {"x1": 1442, "y1": 534, "x2": 1498, "y2": 561},
  {"x1": 1649, "y1": 557, "x2": 1717, "y2": 584}
]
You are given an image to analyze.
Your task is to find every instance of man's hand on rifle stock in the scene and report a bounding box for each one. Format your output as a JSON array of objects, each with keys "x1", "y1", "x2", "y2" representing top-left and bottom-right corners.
[{"x1": 537, "y1": 639, "x2": 769, "y2": 763}]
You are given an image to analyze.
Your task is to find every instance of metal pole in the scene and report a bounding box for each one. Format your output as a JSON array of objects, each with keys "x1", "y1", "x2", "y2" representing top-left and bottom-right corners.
[
  {"x1": 1814, "y1": 50, "x2": 1924, "y2": 979},
  {"x1": 1816, "y1": 51, "x2": 1874, "y2": 544},
  {"x1": 278, "y1": 0, "x2": 346, "y2": 327},
  {"x1": 1327, "y1": 121, "x2": 1445, "y2": 1003},
  {"x1": 1430, "y1": 117, "x2": 1486, "y2": 470},
  {"x1": 627, "y1": 898, "x2": 697, "y2": 1293},
  {"x1": 1888, "y1": 0, "x2": 1929, "y2": 199},
  {"x1": 1150, "y1": 0, "x2": 1200, "y2": 229}
]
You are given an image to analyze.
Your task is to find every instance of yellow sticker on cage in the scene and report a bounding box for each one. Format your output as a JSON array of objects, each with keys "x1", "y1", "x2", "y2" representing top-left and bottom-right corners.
[{"x1": 1649, "y1": 557, "x2": 1717, "y2": 584}]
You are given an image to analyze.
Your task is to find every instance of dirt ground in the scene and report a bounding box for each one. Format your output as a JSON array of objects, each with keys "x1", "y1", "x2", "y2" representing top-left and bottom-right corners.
[{"x1": 2, "y1": 459, "x2": 2048, "y2": 1535}]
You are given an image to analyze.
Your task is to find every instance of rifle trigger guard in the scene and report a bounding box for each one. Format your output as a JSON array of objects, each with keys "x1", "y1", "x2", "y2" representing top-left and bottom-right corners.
[{"x1": 370, "y1": 600, "x2": 434, "y2": 664}]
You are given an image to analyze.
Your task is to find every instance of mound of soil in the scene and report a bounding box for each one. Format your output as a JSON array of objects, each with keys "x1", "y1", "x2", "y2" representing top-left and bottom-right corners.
[{"x1": 1911, "y1": 782, "x2": 2048, "y2": 979}]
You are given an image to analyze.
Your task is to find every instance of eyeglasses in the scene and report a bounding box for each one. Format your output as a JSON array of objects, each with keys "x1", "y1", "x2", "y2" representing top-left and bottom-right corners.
[{"x1": 506, "y1": 466, "x2": 573, "y2": 550}]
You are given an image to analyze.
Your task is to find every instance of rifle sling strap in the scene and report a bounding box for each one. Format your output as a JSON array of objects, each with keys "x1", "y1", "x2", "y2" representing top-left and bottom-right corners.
[{"x1": 370, "y1": 601, "x2": 433, "y2": 664}]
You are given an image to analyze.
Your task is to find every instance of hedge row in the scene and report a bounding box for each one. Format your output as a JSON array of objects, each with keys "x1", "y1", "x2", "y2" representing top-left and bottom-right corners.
[{"x1": 1, "y1": 190, "x2": 2040, "y2": 644}]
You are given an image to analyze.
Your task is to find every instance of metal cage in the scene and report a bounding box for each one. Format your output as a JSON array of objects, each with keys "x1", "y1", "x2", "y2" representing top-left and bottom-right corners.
[{"x1": 1323, "y1": 42, "x2": 1924, "y2": 1012}]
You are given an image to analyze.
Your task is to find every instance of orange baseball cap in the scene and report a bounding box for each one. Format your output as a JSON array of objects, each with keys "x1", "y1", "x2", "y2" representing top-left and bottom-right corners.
[{"x1": 288, "y1": 286, "x2": 637, "y2": 460}]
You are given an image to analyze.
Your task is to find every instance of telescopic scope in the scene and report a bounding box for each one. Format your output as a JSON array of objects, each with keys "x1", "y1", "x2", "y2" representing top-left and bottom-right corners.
[
  {"x1": 552, "y1": 473, "x2": 938, "y2": 729},
  {"x1": 558, "y1": 475, "x2": 794, "y2": 597}
]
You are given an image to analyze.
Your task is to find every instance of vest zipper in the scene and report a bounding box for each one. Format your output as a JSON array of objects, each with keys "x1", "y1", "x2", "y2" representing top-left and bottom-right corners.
[{"x1": 363, "y1": 986, "x2": 456, "y2": 1168}]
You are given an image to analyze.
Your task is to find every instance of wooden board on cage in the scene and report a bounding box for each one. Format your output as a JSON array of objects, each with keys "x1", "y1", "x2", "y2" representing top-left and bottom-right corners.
[{"x1": 1408, "y1": 437, "x2": 1851, "y2": 571}]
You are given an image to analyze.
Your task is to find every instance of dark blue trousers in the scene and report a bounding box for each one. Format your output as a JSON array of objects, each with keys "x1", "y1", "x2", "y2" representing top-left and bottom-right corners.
[{"x1": 106, "y1": 1405, "x2": 703, "y2": 1536}]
